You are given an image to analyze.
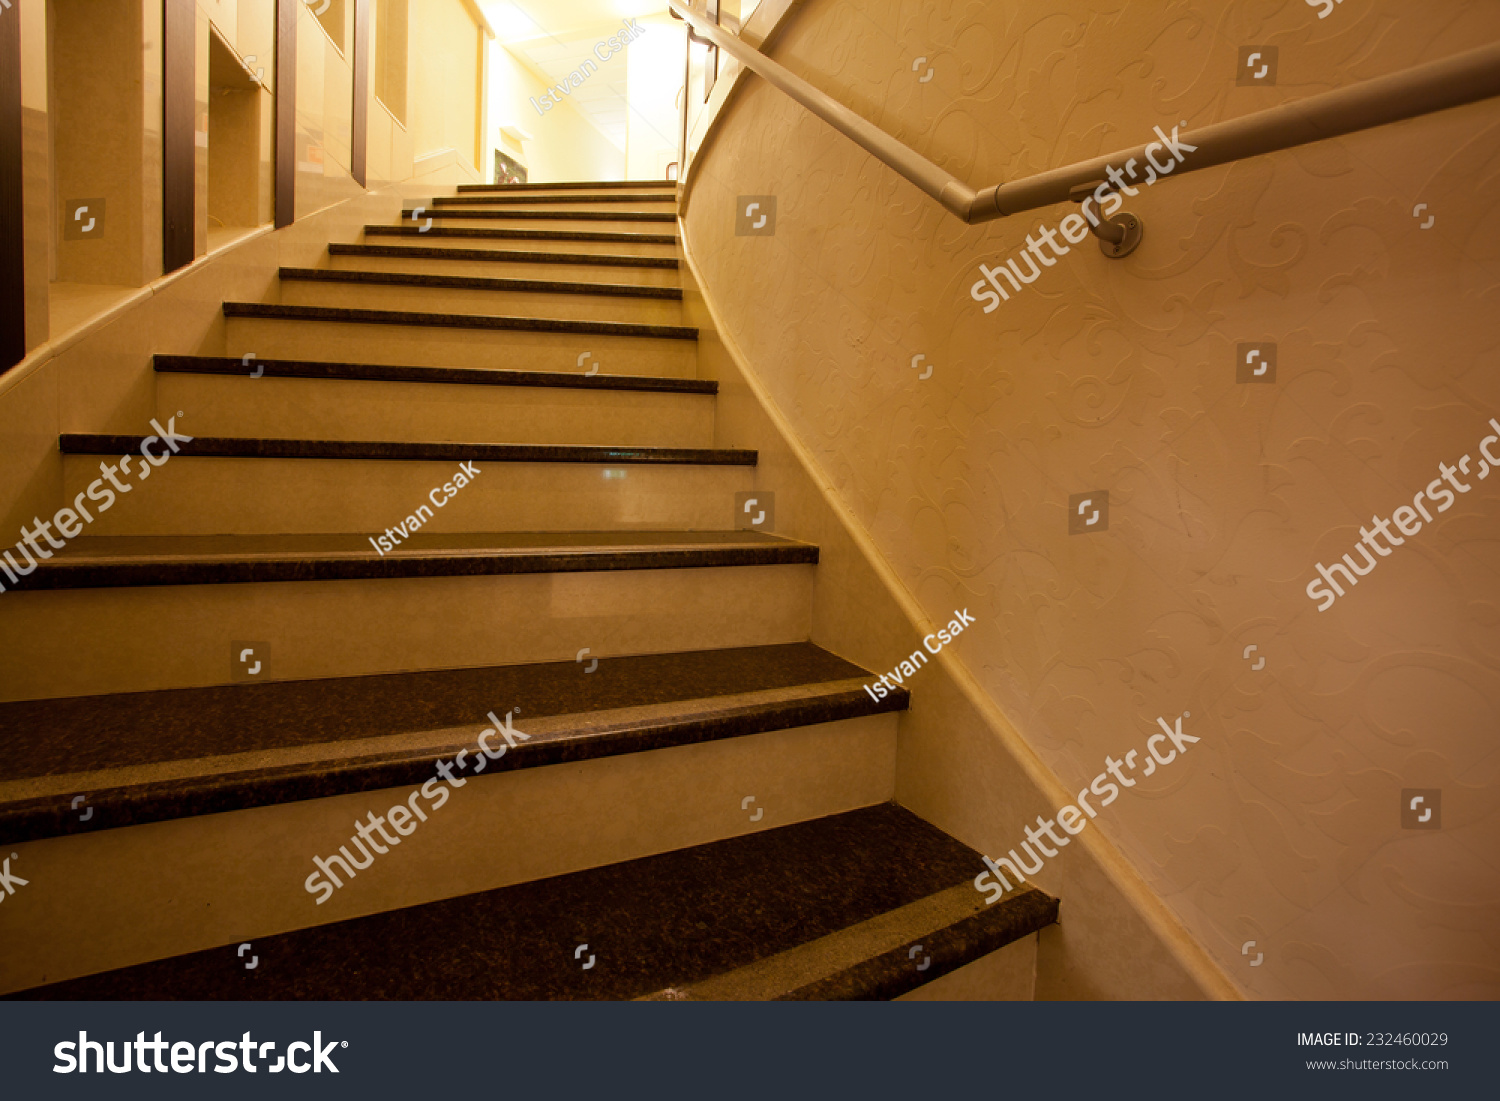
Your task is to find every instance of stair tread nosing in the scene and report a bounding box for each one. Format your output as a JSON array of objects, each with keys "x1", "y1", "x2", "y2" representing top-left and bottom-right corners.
[
  {"x1": 328, "y1": 243, "x2": 680, "y2": 270},
  {"x1": 278, "y1": 266, "x2": 684, "y2": 301},
  {"x1": 644, "y1": 882, "x2": 1054, "y2": 1001},
  {"x1": 456, "y1": 179, "x2": 675, "y2": 193},
  {"x1": 6, "y1": 530, "x2": 819, "y2": 590},
  {"x1": 222, "y1": 302, "x2": 697, "y2": 340},
  {"x1": 60, "y1": 434, "x2": 752, "y2": 464},
  {"x1": 8, "y1": 804, "x2": 1057, "y2": 1000},
  {"x1": 363, "y1": 225, "x2": 679, "y2": 244},
  {"x1": 418, "y1": 210, "x2": 676, "y2": 223},
  {"x1": 0, "y1": 643, "x2": 904, "y2": 842},
  {"x1": 433, "y1": 193, "x2": 677, "y2": 206},
  {"x1": 153, "y1": 355, "x2": 716, "y2": 393}
]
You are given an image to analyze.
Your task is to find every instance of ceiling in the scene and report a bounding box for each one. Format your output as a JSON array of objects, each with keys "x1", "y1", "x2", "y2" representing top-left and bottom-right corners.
[{"x1": 479, "y1": 1, "x2": 672, "y2": 150}]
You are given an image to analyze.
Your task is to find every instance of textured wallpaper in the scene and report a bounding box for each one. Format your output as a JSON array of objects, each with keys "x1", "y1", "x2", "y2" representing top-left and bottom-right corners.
[{"x1": 686, "y1": 0, "x2": 1500, "y2": 998}]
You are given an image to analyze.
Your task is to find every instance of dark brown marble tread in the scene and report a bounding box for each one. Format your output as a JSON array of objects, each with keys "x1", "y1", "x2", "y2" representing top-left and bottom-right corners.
[
  {"x1": 0, "y1": 642, "x2": 878, "y2": 780},
  {"x1": 327, "y1": 243, "x2": 680, "y2": 270},
  {"x1": 7, "y1": 530, "x2": 818, "y2": 591},
  {"x1": 0, "y1": 643, "x2": 901, "y2": 842},
  {"x1": 222, "y1": 302, "x2": 697, "y2": 340},
  {"x1": 1, "y1": 691, "x2": 902, "y2": 841},
  {"x1": 153, "y1": 354, "x2": 715, "y2": 393},
  {"x1": 433, "y1": 193, "x2": 676, "y2": 206},
  {"x1": 278, "y1": 266, "x2": 684, "y2": 300},
  {"x1": 60, "y1": 433, "x2": 753, "y2": 465},
  {"x1": 456, "y1": 179, "x2": 674, "y2": 192},
  {"x1": 421, "y1": 209, "x2": 676, "y2": 223},
  {"x1": 363, "y1": 225, "x2": 678, "y2": 245},
  {"x1": 8, "y1": 804, "x2": 1037, "y2": 1001}
]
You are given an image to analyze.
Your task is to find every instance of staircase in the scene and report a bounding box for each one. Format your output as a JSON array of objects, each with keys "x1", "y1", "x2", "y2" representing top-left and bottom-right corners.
[{"x1": 0, "y1": 180, "x2": 1056, "y2": 999}]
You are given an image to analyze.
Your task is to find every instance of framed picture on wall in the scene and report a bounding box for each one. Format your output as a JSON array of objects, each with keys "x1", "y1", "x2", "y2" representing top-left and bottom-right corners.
[{"x1": 493, "y1": 149, "x2": 528, "y2": 185}]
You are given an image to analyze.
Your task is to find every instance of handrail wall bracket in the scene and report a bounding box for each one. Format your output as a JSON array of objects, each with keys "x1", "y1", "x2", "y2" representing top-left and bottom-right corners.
[{"x1": 1068, "y1": 181, "x2": 1143, "y2": 258}]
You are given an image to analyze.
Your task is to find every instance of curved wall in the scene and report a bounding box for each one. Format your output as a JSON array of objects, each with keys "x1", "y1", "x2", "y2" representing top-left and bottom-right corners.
[{"x1": 683, "y1": 0, "x2": 1500, "y2": 999}]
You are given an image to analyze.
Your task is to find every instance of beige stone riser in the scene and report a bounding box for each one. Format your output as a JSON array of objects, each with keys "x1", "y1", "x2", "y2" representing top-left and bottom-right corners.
[
  {"x1": 454, "y1": 186, "x2": 676, "y2": 199},
  {"x1": 325, "y1": 251, "x2": 681, "y2": 288},
  {"x1": 412, "y1": 215, "x2": 677, "y2": 235},
  {"x1": 363, "y1": 232, "x2": 679, "y2": 259},
  {"x1": 223, "y1": 316, "x2": 699, "y2": 377},
  {"x1": 155, "y1": 373, "x2": 716, "y2": 449},
  {"x1": 427, "y1": 200, "x2": 677, "y2": 215},
  {"x1": 0, "y1": 563, "x2": 816, "y2": 701},
  {"x1": 61, "y1": 454, "x2": 753, "y2": 536},
  {"x1": 272, "y1": 277, "x2": 686, "y2": 327}
]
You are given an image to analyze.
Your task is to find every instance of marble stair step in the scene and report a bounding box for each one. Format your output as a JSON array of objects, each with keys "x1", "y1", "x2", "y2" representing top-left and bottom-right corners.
[
  {"x1": 413, "y1": 211, "x2": 676, "y2": 235},
  {"x1": 424, "y1": 204, "x2": 676, "y2": 217},
  {"x1": 330, "y1": 242, "x2": 679, "y2": 269},
  {"x1": 151, "y1": 355, "x2": 717, "y2": 448},
  {"x1": 325, "y1": 244, "x2": 681, "y2": 287},
  {"x1": 362, "y1": 225, "x2": 679, "y2": 256},
  {"x1": 221, "y1": 302, "x2": 698, "y2": 375},
  {"x1": 0, "y1": 692, "x2": 884, "y2": 991},
  {"x1": 152, "y1": 354, "x2": 713, "y2": 393},
  {"x1": 455, "y1": 179, "x2": 675, "y2": 193},
  {"x1": 222, "y1": 301, "x2": 695, "y2": 341},
  {"x1": 418, "y1": 209, "x2": 676, "y2": 223},
  {"x1": 273, "y1": 268, "x2": 685, "y2": 325},
  {"x1": 0, "y1": 642, "x2": 902, "y2": 843},
  {"x1": 57, "y1": 434, "x2": 755, "y2": 535},
  {"x1": 5, "y1": 530, "x2": 808, "y2": 590},
  {"x1": 434, "y1": 193, "x2": 675, "y2": 205},
  {"x1": 0, "y1": 532, "x2": 817, "y2": 700},
  {"x1": 430, "y1": 197, "x2": 676, "y2": 215},
  {"x1": 58, "y1": 433, "x2": 749, "y2": 464},
  {"x1": 8, "y1": 803, "x2": 1056, "y2": 1001},
  {"x1": 280, "y1": 267, "x2": 682, "y2": 301}
]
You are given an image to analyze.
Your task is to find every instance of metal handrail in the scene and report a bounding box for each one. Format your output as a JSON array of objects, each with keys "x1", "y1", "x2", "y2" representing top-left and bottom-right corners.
[{"x1": 670, "y1": 0, "x2": 1500, "y2": 226}]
